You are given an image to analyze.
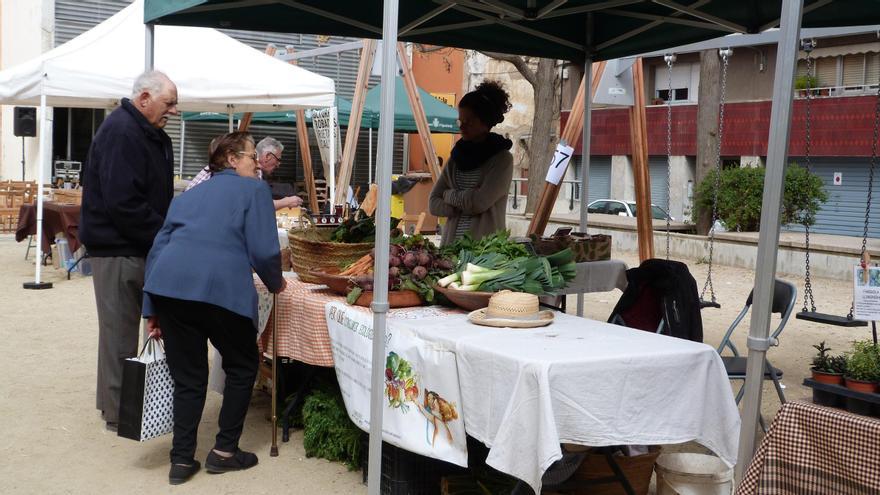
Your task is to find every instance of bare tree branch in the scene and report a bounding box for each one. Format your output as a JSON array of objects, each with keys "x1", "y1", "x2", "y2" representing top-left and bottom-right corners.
[
  {"x1": 479, "y1": 51, "x2": 537, "y2": 86},
  {"x1": 412, "y1": 43, "x2": 450, "y2": 54}
]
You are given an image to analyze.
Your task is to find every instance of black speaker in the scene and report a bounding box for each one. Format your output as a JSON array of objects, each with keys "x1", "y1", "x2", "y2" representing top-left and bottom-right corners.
[{"x1": 14, "y1": 107, "x2": 37, "y2": 137}]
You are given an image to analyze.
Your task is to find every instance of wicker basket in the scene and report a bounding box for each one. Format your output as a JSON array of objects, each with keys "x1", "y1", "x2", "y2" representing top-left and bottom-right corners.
[
  {"x1": 288, "y1": 227, "x2": 373, "y2": 283},
  {"x1": 548, "y1": 446, "x2": 661, "y2": 495}
]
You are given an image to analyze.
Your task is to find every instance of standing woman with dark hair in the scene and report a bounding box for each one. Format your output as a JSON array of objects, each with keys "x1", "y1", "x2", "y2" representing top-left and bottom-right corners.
[
  {"x1": 142, "y1": 131, "x2": 286, "y2": 485},
  {"x1": 430, "y1": 80, "x2": 514, "y2": 246}
]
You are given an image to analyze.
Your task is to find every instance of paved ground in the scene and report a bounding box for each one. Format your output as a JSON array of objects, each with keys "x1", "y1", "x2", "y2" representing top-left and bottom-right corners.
[{"x1": 0, "y1": 233, "x2": 868, "y2": 494}]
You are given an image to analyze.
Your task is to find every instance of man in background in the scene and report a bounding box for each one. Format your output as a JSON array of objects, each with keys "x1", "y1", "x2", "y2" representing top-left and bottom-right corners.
[
  {"x1": 186, "y1": 136, "x2": 302, "y2": 210},
  {"x1": 80, "y1": 70, "x2": 178, "y2": 430}
]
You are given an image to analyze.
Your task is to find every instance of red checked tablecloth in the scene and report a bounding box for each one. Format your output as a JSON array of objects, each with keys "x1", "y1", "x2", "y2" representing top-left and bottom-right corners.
[
  {"x1": 737, "y1": 401, "x2": 880, "y2": 495},
  {"x1": 255, "y1": 275, "x2": 361, "y2": 367},
  {"x1": 254, "y1": 275, "x2": 460, "y2": 367}
]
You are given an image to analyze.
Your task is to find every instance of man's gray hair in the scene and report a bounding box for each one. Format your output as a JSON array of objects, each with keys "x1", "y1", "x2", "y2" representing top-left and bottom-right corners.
[
  {"x1": 256, "y1": 137, "x2": 284, "y2": 156},
  {"x1": 131, "y1": 70, "x2": 170, "y2": 99}
]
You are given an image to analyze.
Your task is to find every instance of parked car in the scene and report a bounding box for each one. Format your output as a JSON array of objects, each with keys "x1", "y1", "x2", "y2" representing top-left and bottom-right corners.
[{"x1": 587, "y1": 199, "x2": 674, "y2": 221}]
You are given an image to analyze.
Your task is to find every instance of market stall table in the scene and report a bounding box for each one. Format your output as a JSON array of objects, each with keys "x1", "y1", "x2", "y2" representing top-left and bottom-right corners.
[
  {"x1": 395, "y1": 311, "x2": 740, "y2": 492},
  {"x1": 257, "y1": 275, "x2": 740, "y2": 493},
  {"x1": 738, "y1": 401, "x2": 880, "y2": 494},
  {"x1": 14, "y1": 202, "x2": 82, "y2": 253}
]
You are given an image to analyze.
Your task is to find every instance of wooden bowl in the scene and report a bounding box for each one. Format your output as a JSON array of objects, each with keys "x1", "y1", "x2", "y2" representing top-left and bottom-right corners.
[
  {"x1": 433, "y1": 285, "x2": 494, "y2": 311},
  {"x1": 309, "y1": 269, "x2": 423, "y2": 308}
]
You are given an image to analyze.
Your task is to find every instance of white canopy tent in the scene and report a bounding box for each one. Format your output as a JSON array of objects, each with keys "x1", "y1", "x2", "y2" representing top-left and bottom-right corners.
[{"x1": 0, "y1": 0, "x2": 335, "y2": 288}]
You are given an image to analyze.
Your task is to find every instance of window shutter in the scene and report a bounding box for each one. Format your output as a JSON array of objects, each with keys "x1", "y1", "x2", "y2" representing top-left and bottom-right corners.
[{"x1": 842, "y1": 53, "x2": 866, "y2": 86}]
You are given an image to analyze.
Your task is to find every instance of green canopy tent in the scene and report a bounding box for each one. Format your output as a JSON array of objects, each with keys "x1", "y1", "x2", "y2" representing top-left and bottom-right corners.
[
  {"x1": 144, "y1": 1, "x2": 880, "y2": 490},
  {"x1": 363, "y1": 76, "x2": 459, "y2": 132}
]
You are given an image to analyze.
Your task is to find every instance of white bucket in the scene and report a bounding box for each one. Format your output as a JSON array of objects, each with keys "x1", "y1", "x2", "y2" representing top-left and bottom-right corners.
[{"x1": 655, "y1": 453, "x2": 734, "y2": 495}]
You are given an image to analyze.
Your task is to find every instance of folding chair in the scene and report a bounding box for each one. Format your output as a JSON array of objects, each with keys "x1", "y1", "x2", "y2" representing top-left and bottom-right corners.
[{"x1": 716, "y1": 279, "x2": 796, "y2": 430}]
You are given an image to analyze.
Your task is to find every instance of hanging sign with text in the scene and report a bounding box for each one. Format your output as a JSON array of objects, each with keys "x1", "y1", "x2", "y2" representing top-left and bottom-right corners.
[{"x1": 853, "y1": 265, "x2": 880, "y2": 321}]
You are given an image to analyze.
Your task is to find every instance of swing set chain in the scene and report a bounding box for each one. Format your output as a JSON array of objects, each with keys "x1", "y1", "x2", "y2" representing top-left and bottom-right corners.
[
  {"x1": 802, "y1": 52, "x2": 816, "y2": 313},
  {"x1": 665, "y1": 54, "x2": 676, "y2": 259},
  {"x1": 701, "y1": 49, "x2": 730, "y2": 304},
  {"x1": 848, "y1": 84, "x2": 880, "y2": 320}
]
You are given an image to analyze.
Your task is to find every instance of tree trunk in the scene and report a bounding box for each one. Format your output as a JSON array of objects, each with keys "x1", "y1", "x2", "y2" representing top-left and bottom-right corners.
[
  {"x1": 525, "y1": 58, "x2": 561, "y2": 214},
  {"x1": 695, "y1": 49, "x2": 721, "y2": 234}
]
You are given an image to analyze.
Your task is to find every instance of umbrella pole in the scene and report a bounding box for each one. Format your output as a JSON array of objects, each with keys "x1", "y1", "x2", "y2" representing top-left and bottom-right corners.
[
  {"x1": 270, "y1": 293, "x2": 279, "y2": 457},
  {"x1": 735, "y1": 0, "x2": 803, "y2": 481},
  {"x1": 367, "y1": 1, "x2": 399, "y2": 493},
  {"x1": 369, "y1": 127, "x2": 373, "y2": 185},
  {"x1": 577, "y1": 54, "x2": 593, "y2": 317},
  {"x1": 179, "y1": 120, "x2": 186, "y2": 177},
  {"x1": 329, "y1": 106, "x2": 337, "y2": 214},
  {"x1": 24, "y1": 90, "x2": 52, "y2": 290}
]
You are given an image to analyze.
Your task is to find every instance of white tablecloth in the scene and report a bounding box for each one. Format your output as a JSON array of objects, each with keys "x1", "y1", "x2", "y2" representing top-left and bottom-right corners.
[{"x1": 394, "y1": 312, "x2": 740, "y2": 493}]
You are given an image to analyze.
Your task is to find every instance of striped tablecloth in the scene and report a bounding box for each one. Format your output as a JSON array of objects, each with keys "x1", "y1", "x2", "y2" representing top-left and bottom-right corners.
[
  {"x1": 738, "y1": 401, "x2": 880, "y2": 495},
  {"x1": 255, "y1": 274, "x2": 460, "y2": 367}
]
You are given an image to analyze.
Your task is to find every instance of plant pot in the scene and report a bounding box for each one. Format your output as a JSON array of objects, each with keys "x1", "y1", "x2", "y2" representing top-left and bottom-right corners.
[
  {"x1": 811, "y1": 369, "x2": 844, "y2": 386},
  {"x1": 844, "y1": 377, "x2": 878, "y2": 394}
]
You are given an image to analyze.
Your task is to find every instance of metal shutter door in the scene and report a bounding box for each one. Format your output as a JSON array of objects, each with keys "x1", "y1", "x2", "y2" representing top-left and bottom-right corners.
[
  {"x1": 866, "y1": 53, "x2": 879, "y2": 86},
  {"x1": 649, "y1": 157, "x2": 669, "y2": 211},
  {"x1": 54, "y1": 0, "x2": 133, "y2": 46},
  {"x1": 815, "y1": 57, "x2": 838, "y2": 88},
  {"x1": 784, "y1": 159, "x2": 880, "y2": 238},
  {"x1": 569, "y1": 156, "x2": 610, "y2": 203},
  {"x1": 842, "y1": 54, "x2": 866, "y2": 87}
]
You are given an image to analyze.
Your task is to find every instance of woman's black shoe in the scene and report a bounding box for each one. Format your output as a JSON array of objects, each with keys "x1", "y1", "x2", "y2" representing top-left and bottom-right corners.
[
  {"x1": 205, "y1": 449, "x2": 258, "y2": 474},
  {"x1": 169, "y1": 460, "x2": 200, "y2": 485}
]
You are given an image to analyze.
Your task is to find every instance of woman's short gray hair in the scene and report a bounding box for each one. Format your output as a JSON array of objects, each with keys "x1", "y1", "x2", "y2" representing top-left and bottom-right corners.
[
  {"x1": 256, "y1": 137, "x2": 284, "y2": 156},
  {"x1": 131, "y1": 70, "x2": 170, "y2": 99}
]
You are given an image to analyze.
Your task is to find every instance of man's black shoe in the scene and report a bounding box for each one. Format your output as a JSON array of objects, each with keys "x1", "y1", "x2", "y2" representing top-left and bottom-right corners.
[{"x1": 205, "y1": 449, "x2": 258, "y2": 474}]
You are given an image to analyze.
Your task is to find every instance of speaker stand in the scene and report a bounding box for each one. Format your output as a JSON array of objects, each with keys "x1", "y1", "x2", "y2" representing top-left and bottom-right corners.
[{"x1": 21, "y1": 136, "x2": 26, "y2": 180}]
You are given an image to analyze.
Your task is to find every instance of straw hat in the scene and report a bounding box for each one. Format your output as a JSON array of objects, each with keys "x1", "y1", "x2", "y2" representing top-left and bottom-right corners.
[{"x1": 467, "y1": 291, "x2": 555, "y2": 328}]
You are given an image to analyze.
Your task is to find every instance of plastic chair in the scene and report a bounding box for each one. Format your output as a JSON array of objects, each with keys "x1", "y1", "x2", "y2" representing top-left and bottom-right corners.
[{"x1": 716, "y1": 279, "x2": 796, "y2": 427}]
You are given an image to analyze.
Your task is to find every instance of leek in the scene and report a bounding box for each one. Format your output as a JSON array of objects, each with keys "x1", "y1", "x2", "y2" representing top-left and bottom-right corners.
[
  {"x1": 457, "y1": 284, "x2": 481, "y2": 291},
  {"x1": 461, "y1": 268, "x2": 509, "y2": 287},
  {"x1": 466, "y1": 263, "x2": 492, "y2": 273},
  {"x1": 437, "y1": 272, "x2": 460, "y2": 287},
  {"x1": 449, "y1": 282, "x2": 461, "y2": 289}
]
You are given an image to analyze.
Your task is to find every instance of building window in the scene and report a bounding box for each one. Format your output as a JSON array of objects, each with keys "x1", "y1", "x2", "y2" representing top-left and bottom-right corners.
[{"x1": 656, "y1": 88, "x2": 689, "y2": 102}]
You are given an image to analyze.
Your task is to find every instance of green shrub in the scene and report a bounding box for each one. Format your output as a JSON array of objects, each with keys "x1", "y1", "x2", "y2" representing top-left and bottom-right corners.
[
  {"x1": 845, "y1": 340, "x2": 880, "y2": 382},
  {"x1": 694, "y1": 164, "x2": 827, "y2": 232},
  {"x1": 794, "y1": 74, "x2": 819, "y2": 90}
]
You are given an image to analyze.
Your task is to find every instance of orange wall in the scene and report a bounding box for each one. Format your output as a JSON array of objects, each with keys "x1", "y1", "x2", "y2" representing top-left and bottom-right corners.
[{"x1": 407, "y1": 47, "x2": 465, "y2": 173}]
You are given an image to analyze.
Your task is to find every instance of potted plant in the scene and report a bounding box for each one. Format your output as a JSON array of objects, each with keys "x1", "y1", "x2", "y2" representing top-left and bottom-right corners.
[
  {"x1": 844, "y1": 340, "x2": 880, "y2": 394},
  {"x1": 811, "y1": 341, "x2": 846, "y2": 385}
]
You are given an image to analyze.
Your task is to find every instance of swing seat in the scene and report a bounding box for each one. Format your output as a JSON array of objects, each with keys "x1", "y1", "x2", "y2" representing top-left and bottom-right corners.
[
  {"x1": 795, "y1": 311, "x2": 867, "y2": 327},
  {"x1": 700, "y1": 300, "x2": 721, "y2": 309}
]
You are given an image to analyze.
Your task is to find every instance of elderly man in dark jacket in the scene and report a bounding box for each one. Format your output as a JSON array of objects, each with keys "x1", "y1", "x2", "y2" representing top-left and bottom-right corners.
[{"x1": 80, "y1": 70, "x2": 179, "y2": 430}]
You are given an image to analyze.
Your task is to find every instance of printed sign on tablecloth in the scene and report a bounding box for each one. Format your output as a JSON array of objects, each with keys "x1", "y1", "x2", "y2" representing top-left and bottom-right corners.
[{"x1": 325, "y1": 302, "x2": 467, "y2": 467}]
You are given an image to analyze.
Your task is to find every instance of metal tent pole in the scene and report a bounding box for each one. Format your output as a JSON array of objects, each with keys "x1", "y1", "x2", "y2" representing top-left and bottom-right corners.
[
  {"x1": 179, "y1": 120, "x2": 186, "y2": 177},
  {"x1": 577, "y1": 56, "x2": 594, "y2": 317},
  {"x1": 369, "y1": 127, "x2": 373, "y2": 184},
  {"x1": 735, "y1": 0, "x2": 803, "y2": 481},
  {"x1": 24, "y1": 90, "x2": 52, "y2": 290},
  {"x1": 367, "y1": 1, "x2": 399, "y2": 493},
  {"x1": 145, "y1": 24, "x2": 154, "y2": 70},
  {"x1": 228, "y1": 107, "x2": 234, "y2": 132}
]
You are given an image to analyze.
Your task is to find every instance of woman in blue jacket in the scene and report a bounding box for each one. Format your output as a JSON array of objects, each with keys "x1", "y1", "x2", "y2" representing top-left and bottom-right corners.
[{"x1": 143, "y1": 131, "x2": 285, "y2": 485}]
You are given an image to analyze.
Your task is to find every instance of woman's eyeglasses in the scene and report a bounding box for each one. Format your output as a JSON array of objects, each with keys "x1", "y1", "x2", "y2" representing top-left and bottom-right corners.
[{"x1": 237, "y1": 151, "x2": 258, "y2": 161}]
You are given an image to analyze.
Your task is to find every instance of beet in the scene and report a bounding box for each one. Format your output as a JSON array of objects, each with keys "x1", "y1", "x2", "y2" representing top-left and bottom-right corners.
[
  {"x1": 403, "y1": 252, "x2": 418, "y2": 269},
  {"x1": 412, "y1": 266, "x2": 428, "y2": 280},
  {"x1": 434, "y1": 258, "x2": 454, "y2": 271},
  {"x1": 389, "y1": 267, "x2": 400, "y2": 277},
  {"x1": 389, "y1": 256, "x2": 401, "y2": 267},
  {"x1": 418, "y1": 252, "x2": 431, "y2": 266}
]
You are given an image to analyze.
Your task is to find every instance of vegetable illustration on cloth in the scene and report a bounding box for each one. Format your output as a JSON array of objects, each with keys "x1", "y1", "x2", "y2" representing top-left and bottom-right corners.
[{"x1": 384, "y1": 351, "x2": 459, "y2": 447}]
